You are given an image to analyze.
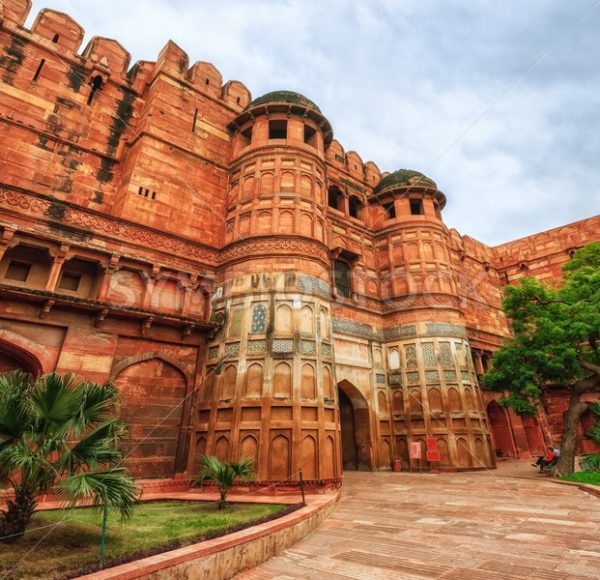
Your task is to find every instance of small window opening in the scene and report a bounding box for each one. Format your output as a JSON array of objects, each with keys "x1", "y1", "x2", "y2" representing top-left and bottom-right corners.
[
  {"x1": 240, "y1": 126, "x2": 253, "y2": 147},
  {"x1": 52, "y1": 33, "x2": 60, "y2": 43},
  {"x1": 334, "y1": 259, "x2": 352, "y2": 298},
  {"x1": 205, "y1": 78, "x2": 210, "y2": 86},
  {"x1": 348, "y1": 195, "x2": 363, "y2": 219},
  {"x1": 410, "y1": 199, "x2": 423, "y2": 215},
  {"x1": 87, "y1": 75, "x2": 103, "y2": 106},
  {"x1": 236, "y1": 96, "x2": 241, "y2": 104},
  {"x1": 137, "y1": 187, "x2": 156, "y2": 200},
  {"x1": 32, "y1": 59, "x2": 45, "y2": 82},
  {"x1": 58, "y1": 272, "x2": 81, "y2": 292},
  {"x1": 304, "y1": 125, "x2": 317, "y2": 147},
  {"x1": 328, "y1": 186, "x2": 343, "y2": 210},
  {"x1": 5, "y1": 261, "x2": 31, "y2": 282},
  {"x1": 192, "y1": 109, "x2": 198, "y2": 132},
  {"x1": 384, "y1": 201, "x2": 396, "y2": 219},
  {"x1": 269, "y1": 120, "x2": 287, "y2": 140}
]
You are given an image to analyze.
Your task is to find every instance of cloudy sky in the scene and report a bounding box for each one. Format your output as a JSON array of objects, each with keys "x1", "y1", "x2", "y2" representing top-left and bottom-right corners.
[{"x1": 26, "y1": 0, "x2": 600, "y2": 245}]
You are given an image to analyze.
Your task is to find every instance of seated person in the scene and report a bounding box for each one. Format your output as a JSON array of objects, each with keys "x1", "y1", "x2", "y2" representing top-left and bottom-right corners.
[{"x1": 532, "y1": 447, "x2": 556, "y2": 472}]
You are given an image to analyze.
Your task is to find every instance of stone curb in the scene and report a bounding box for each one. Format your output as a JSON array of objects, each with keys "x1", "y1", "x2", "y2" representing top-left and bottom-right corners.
[
  {"x1": 76, "y1": 492, "x2": 340, "y2": 579},
  {"x1": 549, "y1": 478, "x2": 600, "y2": 498}
]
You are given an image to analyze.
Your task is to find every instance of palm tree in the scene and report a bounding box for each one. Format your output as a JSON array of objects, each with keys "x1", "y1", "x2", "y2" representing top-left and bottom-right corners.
[
  {"x1": 0, "y1": 371, "x2": 138, "y2": 541},
  {"x1": 196, "y1": 456, "x2": 254, "y2": 510}
]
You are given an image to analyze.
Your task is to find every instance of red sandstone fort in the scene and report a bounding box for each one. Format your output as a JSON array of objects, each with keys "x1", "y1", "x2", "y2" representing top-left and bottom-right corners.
[{"x1": 0, "y1": 1, "x2": 598, "y2": 482}]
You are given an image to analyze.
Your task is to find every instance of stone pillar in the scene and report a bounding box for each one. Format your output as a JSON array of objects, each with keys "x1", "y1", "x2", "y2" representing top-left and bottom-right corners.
[
  {"x1": 96, "y1": 254, "x2": 120, "y2": 302},
  {"x1": 45, "y1": 244, "x2": 70, "y2": 291}
]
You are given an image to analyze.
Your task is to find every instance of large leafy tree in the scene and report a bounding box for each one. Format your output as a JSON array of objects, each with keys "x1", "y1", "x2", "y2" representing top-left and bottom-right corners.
[
  {"x1": 0, "y1": 371, "x2": 138, "y2": 541},
  {"x1": 482, "y1": 242, "x2": 600, "y2": 476}
]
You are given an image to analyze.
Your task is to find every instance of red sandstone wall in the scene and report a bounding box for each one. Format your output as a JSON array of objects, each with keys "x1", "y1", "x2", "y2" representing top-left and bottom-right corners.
[{"x1": 0, "y1": 1, "x2": 598, "y2": 478}]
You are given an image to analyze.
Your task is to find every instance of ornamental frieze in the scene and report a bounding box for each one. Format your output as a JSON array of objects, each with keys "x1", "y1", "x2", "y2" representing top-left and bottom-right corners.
[
  {"x1": 0, "y1": 188, "x2": 219, "y2": 265},
  {"x1": 219, "y1": 236, "x2": 330, "y2": 265}
]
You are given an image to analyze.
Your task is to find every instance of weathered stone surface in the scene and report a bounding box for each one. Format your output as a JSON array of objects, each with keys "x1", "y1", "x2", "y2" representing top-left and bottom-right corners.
[{"x1": 0, "y1": 3, "x2": 598, "y2": 481}]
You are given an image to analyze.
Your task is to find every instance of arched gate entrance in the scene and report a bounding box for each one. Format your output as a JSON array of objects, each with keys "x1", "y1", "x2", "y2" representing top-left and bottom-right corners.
[{"x1": 338, "y1": 379, "x2": 373, "y2": 471}]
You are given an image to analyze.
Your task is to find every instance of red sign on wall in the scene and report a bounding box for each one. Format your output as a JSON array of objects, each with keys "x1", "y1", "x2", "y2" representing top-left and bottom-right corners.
[
  {"x1": 426, "y1": 438, "x2": 440, "y2": 462},
  {"x1": 426, "y1": 450, "x2": 441, "y2": 462},
  {"x1": 410, "y1": 442, "x2": 421, "y2": 459}
]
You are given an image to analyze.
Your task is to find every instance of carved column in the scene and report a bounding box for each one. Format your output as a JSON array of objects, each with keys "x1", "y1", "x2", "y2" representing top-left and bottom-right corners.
[
  {"x1": 142, "y1": 265, "x2": 160, "y2": 310},
  {"x1": 97, "y1": 253, "x2": 121, "y2": 302},
  {"x1": 0, "y1": 224, "x2": 17, "y2": 261},
  {"x1": 46, "y1": 244, "x2": 70, "y2": 292}
]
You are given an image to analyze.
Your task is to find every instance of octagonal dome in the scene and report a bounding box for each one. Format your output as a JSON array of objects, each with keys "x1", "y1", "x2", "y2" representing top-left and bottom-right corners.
[
  {"x1": 374, "y1": 169, "x2": 437, "y2": 195},
  {"x1": 246, "y1": 90, "x2": 321, "y2": 114}
]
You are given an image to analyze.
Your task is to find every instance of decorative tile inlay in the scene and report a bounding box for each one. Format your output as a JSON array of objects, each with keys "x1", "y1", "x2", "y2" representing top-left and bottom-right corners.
[
  {"x1": 425, "y1": 322, "x2": 467, "y2": 337},
  {"x1": 250, "y1": 304, "x2": 267, "y2": 333},
  {"x1": 208, "y1": 346, "x2": 219, "y2": 359},
  {"x1": 332, "y1": 317, "x2": 382, "y2": 340},
  {"x1": 425, "y1": 370, "x2": 439, "y2": 383},
  {"x1": 297, "y1": 275, "x2": 330, "y2": 297},
  {"x1": 406, "y1": 371, "x2": 420, "y2": 384},
  {"x1": 405, "y1": 345, "x2": 417, "y2": 369},
  {"x1": 322, "y1": 343, "x2": 331, "y2": 356},
  {"x1": 273, "y1": 339, "x2": 293, "y2": 353},
  {"x1": 389, "y1": 373, "x2": 402, "y2": 385},
  {"x1": 247, "y1": 339, "x2": 266, "y2": 353},
  {"x1": 422, "y1": 343, "x2": 436, "y2": 368},
  {"x1": 383, "y1": 324, "x2": 417, "y2": 340},
  {"x1": 456, "y1": 344, "x2": 467, "y2": 367},
  {"x1": 461, "y1": 370, "x2": 472, "y2": 382},
  {"x1": 300, "y1": 340, "x2": 316, "y2": 355},
  {"x1": 224, "y1": 342, "x2": 240, "y2": 357},
  {"x1": 439, "y1": 342, "x2": 453, "y2": 367},
  {"x1": 376, "y1": 373, "x2": 386, "y2": 384},
  {"x1": 444, "y1": 370, "x2": 457, "y2": 381}
]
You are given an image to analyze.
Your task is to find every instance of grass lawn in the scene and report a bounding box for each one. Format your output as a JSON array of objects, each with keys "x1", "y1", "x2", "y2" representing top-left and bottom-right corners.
[
  {"x1": 560, "y1": 471, "x2": 600, "y2": 486},
  {"x1": 0, "y1": 500, "x2": 289, "y2": 580}
]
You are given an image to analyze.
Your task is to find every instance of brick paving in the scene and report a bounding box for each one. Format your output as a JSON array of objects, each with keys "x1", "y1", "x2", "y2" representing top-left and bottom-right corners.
[{"x1": 237, "y1": 461, "x2": 600, "y2": 579}]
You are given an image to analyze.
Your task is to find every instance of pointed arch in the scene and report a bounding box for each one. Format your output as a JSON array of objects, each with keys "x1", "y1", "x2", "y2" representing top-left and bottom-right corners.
[
  {"x1": 221, "y1": 364, "x2": 237, "y2": 399},
  {"x1": 300, "y1": 305, "x2": 314, "y2": 334},
  {"x1": 245, "y1": 363, "x2": 263, "y2": 398},
  {"x1": 301, "y1": 363, "x2": 316, "y2": 399},
  {"x1": 275, "y1": 304, "x2": 293, "y2": 333},
  {"x1": 273, "y1": 362, "x2": 292, "y2": 398}
]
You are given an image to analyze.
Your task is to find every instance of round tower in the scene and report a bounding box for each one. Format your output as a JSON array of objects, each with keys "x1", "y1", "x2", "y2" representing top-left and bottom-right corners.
[
  {"x1": 197, "y1": 92, "x2": 342, "y2": 483},
  {"x1": 371, "y1": 170, "x2": 495, "y2": 470}
]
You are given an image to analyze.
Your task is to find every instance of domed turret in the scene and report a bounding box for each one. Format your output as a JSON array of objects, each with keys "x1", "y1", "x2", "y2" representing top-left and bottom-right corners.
[
  {"x1": 373, "y1": 169, "x2": 446, "y2": 209},
  {"x1": 246, "y1": 90, "x2": 322, "y2": 114},
  {"x1": 374, "y1": 169, "x2": 436, "y2": 194},
  {"x1": 230, "y1": 89, "x2": 333, "y2": 148}
]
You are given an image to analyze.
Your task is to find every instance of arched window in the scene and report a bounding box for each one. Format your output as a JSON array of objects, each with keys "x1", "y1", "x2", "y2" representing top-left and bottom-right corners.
[
  {"x1": 383, "y1": 201, "x2": 396, "y2": 219},
  {"x1": 87, "y1": 75, "x2": 103, "y2": 106},
  {"x1": 328, "y1": 186, "x2": 344, "y2": 210},
  {"x1": 348, "y1": 195, "x2": 363, "y2": 219},
  {"x1": 388, "y1": 349, "x2": 400, "y2": 370}
]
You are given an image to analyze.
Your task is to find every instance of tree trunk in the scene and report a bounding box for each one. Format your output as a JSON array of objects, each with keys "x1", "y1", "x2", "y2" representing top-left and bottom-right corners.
[
  {"x1": 0, "y1": 487, "x2": 36, "y2": 542},
  {"x1": 218, "y1": 490, "x2": 226, "y2": 511},
  {"x1": 553, "y1": 390, "x2": 587, "y2": 477}
]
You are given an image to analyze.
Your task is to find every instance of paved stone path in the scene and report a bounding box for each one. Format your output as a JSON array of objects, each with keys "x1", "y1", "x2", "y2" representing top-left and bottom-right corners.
[{"x1": 237, "y1": 462, "x2": 600, "y2": 579}]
